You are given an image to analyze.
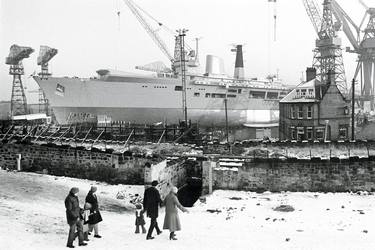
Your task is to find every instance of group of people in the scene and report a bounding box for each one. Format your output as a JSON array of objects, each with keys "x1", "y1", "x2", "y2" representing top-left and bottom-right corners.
[
  {"x1": 141, "y1": 180, "x2": 189, "y2": 240},
  {"x1": 64, "y1": 180, "x2": 188, "y2": 248},
  {"x1": 64, "y1": 186, "x2": 102, "y2": 248}
]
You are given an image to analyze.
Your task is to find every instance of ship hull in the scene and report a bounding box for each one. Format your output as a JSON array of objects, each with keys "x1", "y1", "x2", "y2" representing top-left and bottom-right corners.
[{"x1": 33, "y1": 74, "x2": 282, "y2": 127}]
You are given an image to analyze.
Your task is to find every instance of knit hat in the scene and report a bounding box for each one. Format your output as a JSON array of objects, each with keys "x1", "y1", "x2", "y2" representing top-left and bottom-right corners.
[
  {"x1": 90, "y1": 186, "x2": 97, "y2": 192},
  {"x1": 70, "y1": 187, "x2": 79, "y2": 194},
  {"x1": 135, "y1": 203, "x2": 142, "y2": 209},
  {"x1": 171, "y1": 186, "x2": 178, "y2": 194},
  {"x1": 151, "y1": 180, "x2": 158, "y2": 186}
]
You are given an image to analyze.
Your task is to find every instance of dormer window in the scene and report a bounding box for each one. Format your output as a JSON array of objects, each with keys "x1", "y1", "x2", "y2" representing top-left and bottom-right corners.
[{"x1": 301, "y1": 89, "x2": 307, "y2": 96}]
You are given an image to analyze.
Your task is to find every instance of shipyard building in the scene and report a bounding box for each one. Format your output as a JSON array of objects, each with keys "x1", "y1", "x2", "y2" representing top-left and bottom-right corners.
[{"x1": 279, "y1": 68, "x2": 351, "y2": 141}]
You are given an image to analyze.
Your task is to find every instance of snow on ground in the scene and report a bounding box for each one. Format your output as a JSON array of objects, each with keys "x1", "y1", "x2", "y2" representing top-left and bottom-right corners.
[{"x1": 1, "y1": 170, "x2": 375, "y2": 250}]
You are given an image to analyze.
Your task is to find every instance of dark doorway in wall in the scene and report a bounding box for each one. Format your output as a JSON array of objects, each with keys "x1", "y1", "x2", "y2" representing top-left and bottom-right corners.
[{"x1": 177, "y1": 159, "x2": 203, "y2": 207}]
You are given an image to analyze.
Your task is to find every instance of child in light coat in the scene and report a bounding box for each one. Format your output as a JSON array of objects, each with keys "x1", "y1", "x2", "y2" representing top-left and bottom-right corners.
[
  {"x1": 82, "y1": 203, "x2": 92, "y2": 241},
  {"x1": 135, "y1": 203, "x2": 146, "y2": 234}
]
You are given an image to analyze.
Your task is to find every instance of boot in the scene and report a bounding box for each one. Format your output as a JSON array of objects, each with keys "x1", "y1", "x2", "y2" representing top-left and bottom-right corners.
[{"x1": 169, "y1": 232, "x2": 177, "y2": 240}]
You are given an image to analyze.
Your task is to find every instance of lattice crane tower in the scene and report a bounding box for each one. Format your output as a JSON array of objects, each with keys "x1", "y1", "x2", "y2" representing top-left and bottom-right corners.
[
  {"x1": 5, "y1": 44, "x2": 34, "y2": 117},
  {"x1": 313, "y1": 0, "x2": 348, "y2": 94},
  {"x1": 37, "y1": 46, "x2": 58, "y2": 115}
]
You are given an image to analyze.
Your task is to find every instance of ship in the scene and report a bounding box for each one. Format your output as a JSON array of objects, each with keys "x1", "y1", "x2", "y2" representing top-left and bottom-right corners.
[
  {"x1": 33, "y1": 50, "x2": 288, "y2": 129},
  {"x1": 33, "y1": 1, "x2": 290, "y2": 134}
]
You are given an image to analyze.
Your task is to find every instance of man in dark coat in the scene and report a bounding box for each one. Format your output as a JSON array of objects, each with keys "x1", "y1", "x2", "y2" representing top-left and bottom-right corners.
[
  {"x1": 85, "y1": 186, "x2": 103, "y2": 238},
  {"x1": 143, "y1": 180, "x2": 162, "y2": 240},
  {"x1": 65, "y1": 187, "x2": 87, "y2": 248}
]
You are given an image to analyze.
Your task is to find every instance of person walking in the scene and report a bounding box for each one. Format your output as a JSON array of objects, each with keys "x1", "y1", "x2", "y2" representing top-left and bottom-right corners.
[
  {"x1": 85, "y1": 186, "x2": 103, "y2": 238},
  {"x1": 65, "y1": 187, "x2": 87, "y2": 248},
  {"x1": 143, "y1": 180, "x2": 162, "y2": 240},
  {"x1": 134, "y1": 203, "x2": 146, "y2": 234},
  {"x1": 163, "y1": 186, "x2": 189, "y2": 240}
]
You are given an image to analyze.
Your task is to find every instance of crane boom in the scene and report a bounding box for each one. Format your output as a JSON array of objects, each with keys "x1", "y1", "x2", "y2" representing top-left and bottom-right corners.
[
  {"x1": 302, "y1": 0, "x2": 323, "y2": 36},
  {"x1": 123, "y1": 0, "x2": 174, "y2": 62},
  {"x1": 331, "y1": 0, "x2": 360, "y2": 50}
]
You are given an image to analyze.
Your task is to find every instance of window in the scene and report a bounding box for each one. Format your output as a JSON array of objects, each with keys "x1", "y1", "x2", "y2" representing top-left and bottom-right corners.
[
  {"x1": 194, "y1": 92, "x2": 200, "y2": 97},
  {"x1": 238, "y1": 89, "x2": 242, "y2": 94},
  {"x1": 339, "y1": 125, "x2": 348, "y2": 139},
  {"x1": 175, "y1": 86, "x2": 182, "y2": 91},
  {"x1": 344, "y1": 107, "x2": 349, "y2": 115},
  {"x1": 249, "y1": 91, "x2": 265, "y2": 99},
  {"x1": 307, "y1": 127, "x2": 313, "y2": 140},
  {"x1": 228, "y1": 89, "x2": 237, "y2": 93},
  {"x1": 301, "y1": 89, "x2": 307, "y2": 96},
  {"x1": 315, "y1": 127, "x2": 325, "y2": 141},
  {"x1": 296, "y1": 89, "x2": 300, "y2": 97},
  {"x1": 212, "y1": 93, "x2": 226, "y2": 98},
  {"x1": 266, "y1": 92, "x2": 279, "y2": 99},
  {"x1": 227, "y1": 94, "x2": 236, "y2": 98},
  {"x1": 298, "y1": 106, "x2": 303, "y2": 119},
  {"x1": 205, "y1": 93, "x2": 211, "y2": 98},
  {"x1": 290, "y1": 127, "x2": 296, "y2": 140},
  {"x1": 290, "y1": 106, "x2": 295, "y2": 119},
  {"x1": 308, "y1": 89, "x2": 314, "y2": 96},
  {"x1": 297, "y1": 127, "x2": 305, "y2": 141},
  {"x1": 307, "y1": 106, "x2": 312, "y2": 119}
]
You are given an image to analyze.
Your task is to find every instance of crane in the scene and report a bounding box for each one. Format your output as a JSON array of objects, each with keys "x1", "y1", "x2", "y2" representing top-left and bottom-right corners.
[
  {"x1": 122, "y1": 0, "x2": 173, "y2": 64},
  {"x1": 36, "y1": 45, "x2": 58, "y2": 115},
  {"x1": 122, "y1": 0, "x2": 199, "y2": 74},
  {"x1": 302, "y1": 0, "x2": 323, "y2": 37},
  {"x1": 330, "y1": 0, "x2": 375, "y2": 110},
  {"x1": 5, "y1": 44, "x2": 34, "y2": 117},
  {"x1": 302, "y1": 0, "x2": 348, "y2": 94}
]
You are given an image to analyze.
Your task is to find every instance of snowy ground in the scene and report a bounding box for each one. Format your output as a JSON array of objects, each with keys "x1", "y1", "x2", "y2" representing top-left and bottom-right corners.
[{"x1": 0, "y1": 170, "x2": 375, "y2": 250}]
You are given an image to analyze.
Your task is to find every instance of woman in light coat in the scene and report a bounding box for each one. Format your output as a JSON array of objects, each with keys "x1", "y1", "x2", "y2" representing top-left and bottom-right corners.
[{"x1": 163, "y1": 186, "x2": 188, "y2": 240}]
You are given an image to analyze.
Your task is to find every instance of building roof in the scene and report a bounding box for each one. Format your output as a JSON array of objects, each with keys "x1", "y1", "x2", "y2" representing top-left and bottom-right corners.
[{"x1": 280, "y1": 78, "x2": 321, "y2": 104}]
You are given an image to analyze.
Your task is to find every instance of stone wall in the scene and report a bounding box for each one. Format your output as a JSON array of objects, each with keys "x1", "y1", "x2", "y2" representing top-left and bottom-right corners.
[
  {"x1": 0, "y1": 143, "x2": 118, "y2": 170},
  {"x1": 144, "y1": 159, "x2": 187, "y2": 198},
  {"x1": 202, "y1": 157, "x2": 375, "y2": 193}
]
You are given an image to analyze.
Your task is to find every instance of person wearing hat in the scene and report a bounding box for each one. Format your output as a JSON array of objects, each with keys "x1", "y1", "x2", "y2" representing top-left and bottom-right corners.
[
  {"x1": 163, "y1": 186, "x2": 189, "y2": 240},
  {"x1": 65, "y1": 187, "x2": 87, "y2": 248},
  {"x1": 143, "y1": 180, "x2": 163, "y2": 240},
  {"x1": 85, "y1": 186, "x2": 103, "y2": 238}
]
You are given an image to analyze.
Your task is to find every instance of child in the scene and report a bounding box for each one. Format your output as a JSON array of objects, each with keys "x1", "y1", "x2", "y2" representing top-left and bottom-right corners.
[
  {"x1": 82, "y1": 202, "x2": 92, "y2": 241},
  {"x1": 135, "y1": 203, "x2": 146, "y2": 234}
]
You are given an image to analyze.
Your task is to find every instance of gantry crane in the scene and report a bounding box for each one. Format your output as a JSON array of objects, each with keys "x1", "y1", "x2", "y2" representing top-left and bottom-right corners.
[
  {"x1": 302, "y1": 0, "x2": 348, "y2": 95},
  {"x1": 5, "y1": 44, "x2": 34, "y2": 118},
  {"x1": 330, "y1": 0, "x2": 375, "y2": 110}
]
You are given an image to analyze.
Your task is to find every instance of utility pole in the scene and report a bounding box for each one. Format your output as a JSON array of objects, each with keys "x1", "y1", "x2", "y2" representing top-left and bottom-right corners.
[
  {"x1": 178, "y1": 29, "x2": 188, "y2": 125},
  {"x1": 351, "y1": 78, "x2": 355, "y2": 141},
  {"x1": 224, "y1": 97, "x2": 229, "y2": 145}
]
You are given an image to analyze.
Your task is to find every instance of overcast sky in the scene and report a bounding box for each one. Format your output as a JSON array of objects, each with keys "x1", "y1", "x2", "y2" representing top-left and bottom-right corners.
[{"x1": 0, "y1": 0, "x2": 370, "y2": 103}]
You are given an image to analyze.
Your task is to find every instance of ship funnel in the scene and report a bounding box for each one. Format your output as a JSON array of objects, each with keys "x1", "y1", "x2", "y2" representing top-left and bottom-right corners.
[
  {"x1": 205, "y1": 55, "x2": 225, "y2": 76},
  {"x1": 233, "y1": 45, "x2": 244, "y2": 79}
]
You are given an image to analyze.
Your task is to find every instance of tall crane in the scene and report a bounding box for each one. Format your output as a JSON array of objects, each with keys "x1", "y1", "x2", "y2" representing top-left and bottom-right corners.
[
  {"x1": 302, "y1": 0, "x2": 348, "y2": 94},
  {"x1": 5, "y1": 44, "x2": 34, "y2": 118},
  {"x1": 330, "y1": 0, "x2": 375, "y2": 110},
  {"x1": 122, "y1": 0, "x2": 198, "y2": 74},
  {"x1": 36, "y1": 45, "x2": 58, "y2": 115}
]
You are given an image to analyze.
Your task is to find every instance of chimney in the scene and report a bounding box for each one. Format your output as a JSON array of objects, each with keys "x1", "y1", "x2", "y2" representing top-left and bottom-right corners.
[
  {"x1": 306, "y1": 67, "x2": 316, "y2": 82},
  {"x1": 234, "y1": 45, "x2": 244, "y2": 79}
]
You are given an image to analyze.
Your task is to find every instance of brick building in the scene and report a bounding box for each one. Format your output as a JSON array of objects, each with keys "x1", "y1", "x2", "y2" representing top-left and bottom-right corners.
[{"x1": 279, "y1": 69, "x2": 351, "y2": 141}]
